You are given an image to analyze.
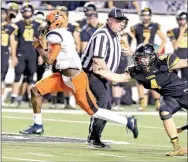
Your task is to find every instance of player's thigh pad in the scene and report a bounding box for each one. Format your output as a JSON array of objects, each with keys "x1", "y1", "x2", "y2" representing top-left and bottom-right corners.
[
  {"x1": 71, "y1": 71, "x2": 98, "y2": 115},
  {"x1": 35, "y1": 72, "x2": 69, "y2": 95}
]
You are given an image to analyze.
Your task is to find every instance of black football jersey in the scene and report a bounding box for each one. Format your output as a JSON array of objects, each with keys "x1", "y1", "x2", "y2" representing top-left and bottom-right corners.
[
  {"x1": 9, "y1": 20, "x2": 40, "y2": 54},
  {"x1": 1, "y1": 22, "x2": 12, "y2": 52},
  {"x1": 126, "y1": 53, "x2": 187, "y2": 97},
  {"x1": 167, "y1": 27, "x2": 188, "y2": 59},
  {"x1": 130, "y1": 22, "x2": 160, "y2": 45}
]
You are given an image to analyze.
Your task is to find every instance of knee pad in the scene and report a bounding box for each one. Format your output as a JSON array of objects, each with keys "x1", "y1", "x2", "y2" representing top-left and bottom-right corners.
[
  {"x1": 15, "y1": 73, "x2": 22, "y2": 82},
  {"x1": 159, "y1": 105, "x2": 172, "y2": 120}
]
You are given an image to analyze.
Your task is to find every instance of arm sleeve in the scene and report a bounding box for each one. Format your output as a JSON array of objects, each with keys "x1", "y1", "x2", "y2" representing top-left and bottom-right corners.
[
  {"x1": 93, "y1": 34, "x2": 109, "y2": 58},
  {"x1": 166, "y1": 53, "x2": 180, "y2": 69},
  {"x1": 48, "y1": 44, "x2": 61, "y2": 60},
  {"x1": 46, "y1": 31, "x2": 63, "y2": 44},
  {"x1": 167, "y1": 29, "x2": 176, "y2": 41}
]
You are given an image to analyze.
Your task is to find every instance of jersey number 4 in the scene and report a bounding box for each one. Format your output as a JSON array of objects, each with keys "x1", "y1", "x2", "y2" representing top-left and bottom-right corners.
[
  {"x1": 151, "y1": 79, "x2": 161, "y2": 89},
  {"x1": 23, "y1": 29, "x2": 34, "y2": 41}
]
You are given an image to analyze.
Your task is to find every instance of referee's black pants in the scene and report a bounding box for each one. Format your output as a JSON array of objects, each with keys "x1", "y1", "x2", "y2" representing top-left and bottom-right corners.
[{"x1": 87, "y1": 73, "x2": 112, "y2": 140}]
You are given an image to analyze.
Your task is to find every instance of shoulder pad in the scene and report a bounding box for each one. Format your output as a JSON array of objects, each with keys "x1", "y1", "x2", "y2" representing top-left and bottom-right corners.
[
  {"x1": 158, "y1": 53, "x2": 170, "y2": 60},
  {"x1": 46, "y1": 30, "x2": 63, "y2": 44}
]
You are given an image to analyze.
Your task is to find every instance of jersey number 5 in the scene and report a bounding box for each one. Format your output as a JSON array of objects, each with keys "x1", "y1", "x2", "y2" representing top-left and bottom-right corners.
[
  {"x1": 23, "y1": 29, "x2": 34, "y2": 41},
  {"x1": 151, "y1": 79, "x2": 161, "y2": 89},
  {"x1": 1, "y1": 33, "x2": 9, "y2": 46},
  {"x1": 143, "y1": 30, "x2": 151, "y2": 44}
]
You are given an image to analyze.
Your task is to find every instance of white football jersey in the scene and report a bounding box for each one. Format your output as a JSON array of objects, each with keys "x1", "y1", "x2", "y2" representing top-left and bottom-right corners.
[{"x1": 46, "y1": 28, "x2": 82, "y2": 70}]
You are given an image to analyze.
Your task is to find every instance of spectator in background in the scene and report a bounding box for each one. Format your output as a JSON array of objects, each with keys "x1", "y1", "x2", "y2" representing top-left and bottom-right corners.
[
  {"x1": 130, "y1": 7, "x2": 166, "y2": 111},
  {"x1": 167, "y1": 11, "x2": 188, "y2": 82},
  {"x1": 107, "y1": 1, "x2": 140, "y2": 14},
  {"x1": 80, "y1": 3, "x2": 103, "y2": 53}
]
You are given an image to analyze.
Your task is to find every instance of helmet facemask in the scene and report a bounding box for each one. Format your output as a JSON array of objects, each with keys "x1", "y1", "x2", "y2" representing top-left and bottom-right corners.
[
  {"x1": 133, "y1": 44, "x2": 156, "y2": 71},
  {"x1": 46, "y1": 10, "x2": 68, "y2": 32}
]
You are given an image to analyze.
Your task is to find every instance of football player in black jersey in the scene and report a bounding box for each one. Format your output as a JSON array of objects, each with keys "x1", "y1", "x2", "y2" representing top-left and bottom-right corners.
[
  {"x1": 92, "y1": 44, "x2": 188, "y2": 156},
  {"x1": 130, "y1": 7, "x2": 167, "y2": 111},
  {"x1": 1, "y1": 7, "x2": 15, "y2": 106},
  {"x1": 167, "y1": 11, "x2": 188, "y2": 82},
  {"x1": 9, "y1": 3, "x2": 40, "y2": 107},
  {"x1": 74, "y1": 2, "x2": 96, "y2": 55}
]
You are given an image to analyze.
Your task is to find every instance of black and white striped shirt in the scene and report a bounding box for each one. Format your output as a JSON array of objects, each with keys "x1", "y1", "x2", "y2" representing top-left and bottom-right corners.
[{"x1": 81, "y1": 24, "x2": 121, "y2": 73}]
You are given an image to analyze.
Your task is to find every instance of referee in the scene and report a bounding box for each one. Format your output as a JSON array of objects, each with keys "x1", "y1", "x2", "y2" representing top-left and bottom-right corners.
[{"x1": 81, "y1": 7, "x2": 128, "y2": 148}]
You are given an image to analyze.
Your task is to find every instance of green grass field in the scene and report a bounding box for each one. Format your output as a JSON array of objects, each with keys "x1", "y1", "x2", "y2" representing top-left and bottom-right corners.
[{"x1": 2, "y1": 105, "x2": 187, "y2": 162}]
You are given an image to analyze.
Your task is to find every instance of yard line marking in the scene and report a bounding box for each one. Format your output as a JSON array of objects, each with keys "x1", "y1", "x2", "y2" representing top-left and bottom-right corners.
[
  {"x1": 174, "y1": 156, "x2": 187, "y2": 159},
  {"x1": 2, "y1": 132, "x2": 172, "y2": 148},
  {"x1": 96, "y1": 153, "x2": 126, "y2": 158},
  {"x1": 2, "y1": 108, "x2": 187, "y2": 116},
  {"x1": 26, "y1": 153, "x2": 54, "y2": 157},
  {"x1": 2, "y1": 156, "x2": 51, "y2": 162},
  {"x1": 2, "y1": 115, "x2": 164, "y2": 130}
]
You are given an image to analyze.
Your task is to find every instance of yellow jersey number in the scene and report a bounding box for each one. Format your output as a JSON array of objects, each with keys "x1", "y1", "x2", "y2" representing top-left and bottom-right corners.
[
  {"x1": 1, "y1": 33, "x2": 9, "y2": 46},
  {"x1": 143, "y1": 29, "x2": 151, "y2": 44},
  {"x1": 23, "y1": 28, "x2": 34, "y2": 41},
  {"x1": 150, "y1": 79, "x2": 161, "y2": 89}
]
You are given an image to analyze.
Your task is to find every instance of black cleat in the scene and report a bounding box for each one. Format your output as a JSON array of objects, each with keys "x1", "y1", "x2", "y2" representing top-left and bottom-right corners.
[
  {"x1": 127, "y1": 116, "x2": 139, "y2": 139},
  {"x1": 87, "y1": 138, "x2": 110, "y2": 148}
]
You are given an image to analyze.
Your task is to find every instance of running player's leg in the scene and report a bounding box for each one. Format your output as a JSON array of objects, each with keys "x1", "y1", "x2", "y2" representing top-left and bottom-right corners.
[
  {"x1": 71, "y1": 71, "x2": 138, "y2": 138},
  {"x1": 159, "y1": 96, "x2": 185, "y2": 156},
  {"x1": 19, "y1": 72, "x2": 70, "y2": 134}
]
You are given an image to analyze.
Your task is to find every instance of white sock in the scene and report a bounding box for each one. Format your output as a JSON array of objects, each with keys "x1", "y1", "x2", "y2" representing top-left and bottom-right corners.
[
  {"x1": 92, "y1": 108, "x2": 127, "y2": 125},
  {"x1": 34, "y1": 113, "x2": 42, "y2": 125},
  {"x1": 69, "y1": 95, "x2": 76, "y2": 107}
]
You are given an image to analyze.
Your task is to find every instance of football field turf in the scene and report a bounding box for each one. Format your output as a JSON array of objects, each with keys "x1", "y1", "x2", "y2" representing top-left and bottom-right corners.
[{"x1": 2, "y1": 106, "x2": 187, "y2": 162}]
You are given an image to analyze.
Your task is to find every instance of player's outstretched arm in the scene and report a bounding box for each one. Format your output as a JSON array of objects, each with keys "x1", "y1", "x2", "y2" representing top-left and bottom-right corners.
[
  {"x1": 170, "y1": 58, "x2": 188, "y2": 70},
  {"x1": 92, "y1": 64, "x2": 131, "y2": 83}
]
